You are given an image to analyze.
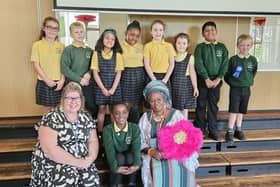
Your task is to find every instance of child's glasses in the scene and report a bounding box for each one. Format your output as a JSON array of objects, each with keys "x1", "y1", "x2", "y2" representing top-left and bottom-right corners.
[{"x1": 45, "y1": 25, "x2": 59, "y2": 32}]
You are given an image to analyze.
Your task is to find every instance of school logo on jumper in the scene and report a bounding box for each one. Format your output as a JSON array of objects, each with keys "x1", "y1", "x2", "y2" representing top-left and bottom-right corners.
[
  {"x1": 247, "y1": 62, "x2": 254, "y2": 71},
  {"x1": 86, "y1": 51, "x2": 91, "y2": 59},
  {"x1": 216, "y1": 50, "x2": 223, "y2": 57},
  {"x1": 56, "y1": 48, "x2": 63, "y2": 54},
  {"x1": 126, "y1": 136, "x2": 132, "y2": 144}
]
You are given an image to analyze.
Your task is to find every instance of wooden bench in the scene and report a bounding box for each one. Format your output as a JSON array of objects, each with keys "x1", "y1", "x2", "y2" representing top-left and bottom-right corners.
[
  {"x1": 197, "y1": 173, "x2": 280, "y2": 187},
  {"x1": 0, "y1": 138, "x2": 36, "y2": 153},
  {"x1": 0, "y1": 162, "x2": 31, "y2": 180},
  {"x1": 222, "y1": 150, "x2": 280, "y2": 176}
]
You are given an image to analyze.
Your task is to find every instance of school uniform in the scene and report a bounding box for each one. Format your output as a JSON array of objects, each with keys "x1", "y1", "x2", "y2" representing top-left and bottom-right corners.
[
  {"x1": 171, "y1": 52, "x2": 196, "y2": 110},
  {"x1": 61, "y1": 43, "x2": 98, "y2": 116},
  {"x1": 143, "y1": 39, "x2": 176, "y2": 91},
  {"x1": 91, "y1": 50, "x2": 123, "y2": 105},
  {"x1": 103, "y1": 122, "x2": 141, "y2": 186},
  {"x1": 121, "y1": 40, "x2": 145, "y2": 103},
  {"x1": 31, "y1": 38, "x2": 64, "y2": 106},
  {"x1": 225, "y1": 54, "x2": 258, "y2": 114},
  {"x1": 194, "y1": 41, "x2": 228, "y2": 134}
]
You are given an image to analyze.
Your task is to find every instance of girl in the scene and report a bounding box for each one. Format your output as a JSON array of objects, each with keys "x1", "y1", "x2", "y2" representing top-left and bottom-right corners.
[
  {"x1": 121, "y1": 20, "x2": 145, "y2": 123},
  {"x1": 171, "y1": 33, "x2": 199, "y2": 119},
  {"x1": 103, "y1": 103, "x2": 141, "y2": 187},
  {"x1": 91, "y1": 29, "x2": 123, "y2": 133},
  {"x1": 143, "y1": 19, "x2": 176, "y2": 91},
  {"x1": 31, "y1": 16, "x2": 65, "y2": 113}
]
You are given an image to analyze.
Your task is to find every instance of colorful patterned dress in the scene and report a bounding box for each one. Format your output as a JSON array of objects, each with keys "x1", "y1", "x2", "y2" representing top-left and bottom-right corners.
[{"x1": 139, "y1": 109, "x2": 199, "y2": 187}]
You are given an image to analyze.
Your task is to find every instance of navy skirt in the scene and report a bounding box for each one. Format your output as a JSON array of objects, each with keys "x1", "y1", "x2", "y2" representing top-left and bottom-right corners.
[{"x1": 36, "y1": 80, "x2": 61, "y2": 107}]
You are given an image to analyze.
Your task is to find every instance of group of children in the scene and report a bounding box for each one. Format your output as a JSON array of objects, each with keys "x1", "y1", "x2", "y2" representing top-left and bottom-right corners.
[{"x1": 31, "y1": 16, "x2": 257, "y2": 186}]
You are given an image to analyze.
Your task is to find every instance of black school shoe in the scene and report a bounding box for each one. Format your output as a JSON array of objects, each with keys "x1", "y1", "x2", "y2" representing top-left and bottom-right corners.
[
  {"x1": 208, "y1": 131, "x2": 220, "y2": 141},
  {"x1": 225, "y1": 131, "x2": 234, "y2": 143},
  {"x1": 234, "y1": 130, "x2": 246, "y2": 140}
]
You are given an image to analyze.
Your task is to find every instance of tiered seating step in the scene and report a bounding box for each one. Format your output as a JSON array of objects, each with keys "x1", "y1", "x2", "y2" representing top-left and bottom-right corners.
[
  {"x1": 223, "y1": 150, "x2": 280, "y2": 176},
  {"x1": 0, "y1": 138, "x2": 36, "y2": 153},
  {"x1": 202, "y1": 129, "x2": 280, "y2": 152},
  {"x1": 197, "y1": 153, "x2": 229, "y2": 177},
  {"x1": 197, "y1": 173, "x2": 280, "y2": 187},
  {"x1": 0, "y1": 162, "x2": 31, "y2": 180}
]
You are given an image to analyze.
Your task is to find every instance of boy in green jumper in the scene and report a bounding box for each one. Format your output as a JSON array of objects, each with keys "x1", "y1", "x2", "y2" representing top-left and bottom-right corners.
[
  {"x1": 194, "y1": 21, "x2": 229, "y2": 140},
  {"x1": 61, "y1": 22, "x2": 97, "y2": 118},
  {"x1": 224, "y1": 34, "x2": 258, "y2": 142},
  {"x1": 103, "y1": 103, "x2": 141, "y2": 187}
]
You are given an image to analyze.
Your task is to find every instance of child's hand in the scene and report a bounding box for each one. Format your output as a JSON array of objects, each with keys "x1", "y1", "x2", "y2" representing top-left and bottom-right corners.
[
  {"x1": 193, "y1": 88, "x2": 199, "y2": 97},
  {"x1": 55, "y1": 79, "x2": 64, "y2": 91},
  {"x1": 117, "y1": 166, "x2": 129, "y2": 175},
  {"x1": 212, "y1": 78, "x2": 221, "y2": 88},
  {"x1": 45, "y1": 79, "x2": 57, "y2": 88},
  {"x1": 205, "y1": 79, "x2": 214, "y2": 88},
  {"x1": 108, "y1": 88, "x2": 115, "y2": 95},
  {"x1": 162, "y1": 78, "x2": 168, "y2": 84},
  {"x1": 80, "y1": 77, "x2": 89, "y2": 86},
  {"x1": 127, "y1": 165, "x2": 139, "y2": 174},
  {"x1": 101, "y1": 88, "x2": 110, "y2": 96},
  {"x1": 83, "y1": 73, "x2": 91, "y2": 81}
]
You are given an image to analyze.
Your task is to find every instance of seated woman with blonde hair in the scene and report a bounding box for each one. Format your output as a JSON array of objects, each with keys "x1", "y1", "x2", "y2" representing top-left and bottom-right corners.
[{"x1": 30, "y1": 82, "x2": 100, "y2": 187}]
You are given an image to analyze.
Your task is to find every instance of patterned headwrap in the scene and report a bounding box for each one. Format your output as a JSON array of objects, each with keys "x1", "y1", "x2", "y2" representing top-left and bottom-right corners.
[{"x1": 143, "y1": 80, "x2": 172, "y2": 108}]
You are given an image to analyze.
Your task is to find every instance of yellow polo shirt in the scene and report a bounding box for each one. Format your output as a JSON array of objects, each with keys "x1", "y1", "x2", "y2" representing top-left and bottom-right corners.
[
  {"x1": 175, "y1": 52, "x2": 195, "y2": 76},
  {"x1": 91, "y1": 50, "x2": 124, "y2": 72},
  {"x1": 143, "y1": 39, "x2": 176, "y2": 73},
  {"x1": 114, "y1": 122, "x2": 128, "y2": 132},
  {"x1": 121, "y1": 40, "x2": 143, "y2": 68},
  {"x1": 31, "y1": 38, "x2": 64, "y2": 80}
]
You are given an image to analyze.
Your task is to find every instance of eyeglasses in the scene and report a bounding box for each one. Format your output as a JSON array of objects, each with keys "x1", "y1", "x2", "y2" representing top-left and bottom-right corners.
[
  {"x1": 64, "y1": 96, "x2": 81, "y2": 102},
  {"x1": 45, "y1": 25, "x2": 59, "y2": 31}
]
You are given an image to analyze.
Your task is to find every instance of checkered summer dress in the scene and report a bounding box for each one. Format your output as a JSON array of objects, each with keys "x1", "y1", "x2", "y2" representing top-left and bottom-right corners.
[{"x1": 171, "y1": 54, "x2": 197, "y2": 110}]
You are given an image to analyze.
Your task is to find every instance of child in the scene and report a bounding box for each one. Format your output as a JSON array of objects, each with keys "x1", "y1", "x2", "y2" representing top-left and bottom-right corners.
[
  {"x1": 61, "y1": 22, "x2": 98, "y2": 118},
  {"x1": 31, "y1": 16, "x2": 65, "y2": 113},
  {"x1": 194, "y1": 21, "x2": 229, "y2": 140},
  {"x1": 171, "y1": 33, "x2": 199, "y2": 120},
  {"x1": 91, "y1": 29, "x2": 123, "y2": 133},
  {"x1": 143, "y1": 19, "x2": 176, "y2": 91},
  {"x1": 121, "y1": 20, "x2": 145, "y2": 123},
  {"x1": 224, "y1": 34, "x2": 258, "y2": 142},
  {"x1": 103, "y1": 103, "x2": 141, "y2": 187}
]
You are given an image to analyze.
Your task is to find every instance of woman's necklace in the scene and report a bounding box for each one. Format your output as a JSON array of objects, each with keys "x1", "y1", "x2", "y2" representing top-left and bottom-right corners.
[{"x1": 150, "y1": 109, "x2": 168, "y2": 130}]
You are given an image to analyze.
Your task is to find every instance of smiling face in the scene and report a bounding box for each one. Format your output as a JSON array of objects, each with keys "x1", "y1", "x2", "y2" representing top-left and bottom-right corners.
[
  {"x1": 43, "y1": 20, "x2": 59, "y2": 41},
  {"x1": 112, "y1": 104, "x2": 129, "y2": 128},
  {"x1": 63, "y1": 91, "x2": 82, "y2": 114},
  {"x1": 148, "y1": 92, "x2": 166, "y2": 114},
  {"x1": 238, "y1": 39, "x2": 253, "y2": 56},
  {"x1": 126, "y1": 28, "x2": 141, "y2": 46},
  {"x1": 175, "y1": 37, "x2": 189, "y2": 54},
  {"x1": 71, "y1": 26, "x2": 85, "y2": 44},
  {"x1": 103, "y1": 32, "x2": 116, "y2": 50},
  {"x1": 151, "y1": 22, "x2": 164, "y2": 42},
  {"x1": 202, "y1": 25, "x2": 217, "y2": 43}
]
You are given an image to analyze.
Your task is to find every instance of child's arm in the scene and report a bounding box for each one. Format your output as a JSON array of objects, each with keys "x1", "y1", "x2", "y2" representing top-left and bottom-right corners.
[
  {"x1": 214, "y1": 45, "x2": 229, "y2": 87},
  {"x1": 189, "y1": 62, "x2": 199, "y2": 97},
  {"x1": 144, "y1": 57, "x2": 156, "y2": 81},
  {"x1": 108, "y1": 70, "x2": 121, "y2": 95},
  {"x1": 93, "y1": 70, "x2": 109, "y2": 96},
  {"x1": 33, "y1": 62, "x2": 56, "y2": 87},
  {"x1": 162, "y1": 56, "x2": 175, "y2": 83}
]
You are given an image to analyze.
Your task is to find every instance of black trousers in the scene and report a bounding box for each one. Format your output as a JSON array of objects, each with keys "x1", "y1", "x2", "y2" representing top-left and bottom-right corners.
[
  {"x1": 195, "y1": 78, "x2": 222, "y2": 133},
  {"x1": 110, "y1": 152, "x2": 137, "y2": 186}
]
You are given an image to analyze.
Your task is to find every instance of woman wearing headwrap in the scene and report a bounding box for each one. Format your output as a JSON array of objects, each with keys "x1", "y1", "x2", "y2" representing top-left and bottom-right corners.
[{"x1": 139, "y1": 80, "x2": 200, "y2": 187}]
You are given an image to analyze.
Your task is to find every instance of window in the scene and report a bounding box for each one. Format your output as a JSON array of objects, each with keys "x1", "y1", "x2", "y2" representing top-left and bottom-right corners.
[
  {"x1": 56, "y1": 11, "x2": 99, "y2": 48},
  {"x1": 250, "y1": 17, "x2": 280, "y2": 71}
]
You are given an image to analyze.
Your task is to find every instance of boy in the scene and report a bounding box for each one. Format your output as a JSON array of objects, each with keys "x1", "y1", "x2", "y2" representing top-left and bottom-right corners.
[
  {"x1": 224, "y1": 34, "x2": 258, "y2": 142},
  {"x1": 61, "y1": 22, "x2": 98, "y2": 118},
  {"x1": 194, "y1": 21, "x2": 229, "y2": 140},
  {"x1": 103, "y1": 103, "x2": 141, "y2": 187}
]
